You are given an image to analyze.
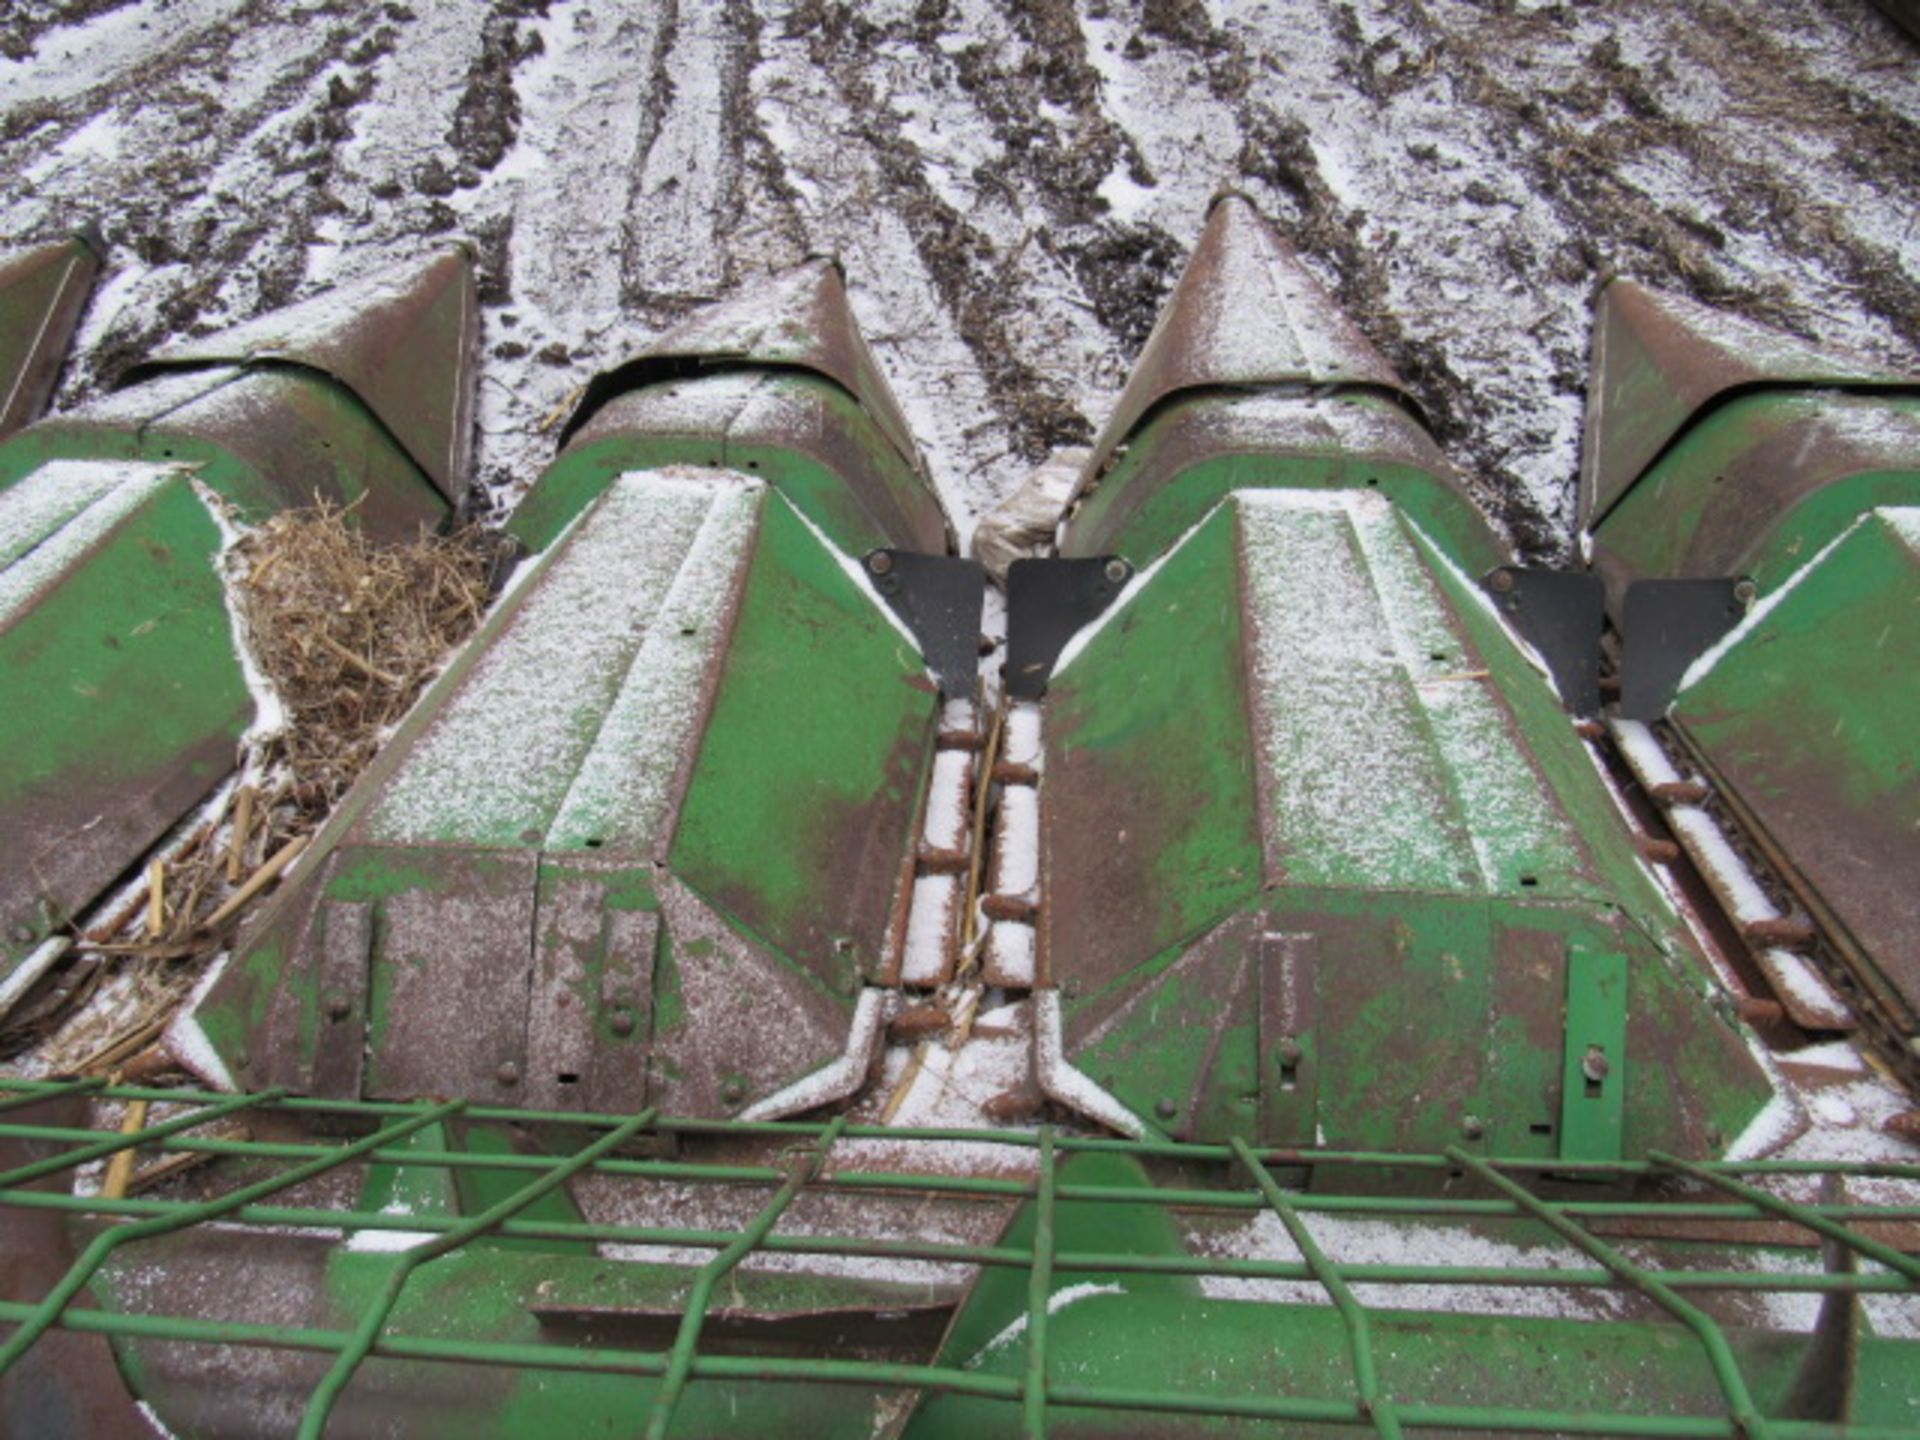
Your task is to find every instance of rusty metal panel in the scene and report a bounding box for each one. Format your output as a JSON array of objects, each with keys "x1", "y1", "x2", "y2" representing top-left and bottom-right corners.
[
  {"x1": 526, "y1": 870, "x2": 658, "y2": 1114},
  {"x1": 1256, "y1": 929, "x2": 1319, "y2": 1146},
  {"x1": 1074, "y1": 193, "x2": 1421, "y2": 499},
  {"x1": 1060, "y1": 379, "x2": 1504, "y2": 576},
  {"x1": 1580, "y1": 277, "x2": 1919, "y2": 529},
  {"x1": 565, "y1": 372, "x2": 949, "y2": 556},
  {"x1": 126, "y1": 246, "x2": 477, "y2": 502},
  {"x1": 1590, "y1": 396, "x2": 1920, "y2": 608},
  {"x1": 364, "y1": 849, "x2": 540, "y2": 1105},
  {"x1": 651, "y1": 877, "x2": 863, "y2": 1118},
  {"x1": 0, "y1": 233, "x2": 101, "y2": 440},
  {"x1": 561, "y1": 258, "x2": 925, "y2": 489},
  {"x1": 310, "y1": 899, "x2": 372, "y2": 1098}
]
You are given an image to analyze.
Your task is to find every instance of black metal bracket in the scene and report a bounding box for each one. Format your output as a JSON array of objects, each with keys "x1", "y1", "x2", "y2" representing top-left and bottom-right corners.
[
  {"x1": 863, "y1": 550, "x2": 987, "y2": 700},
  {"x1": 1004, "y1": 556, "x2": 1133, "y2": 699},
  {"x1": 1483, "y1": 569, "x2": 1754, "y2": 719},
  {"x1": 1482, "y1": 568, "x2": 1606, "y2": 717},
  {"x1": 1619, "y1": 577, "x2": 1751, "y2": 720}
]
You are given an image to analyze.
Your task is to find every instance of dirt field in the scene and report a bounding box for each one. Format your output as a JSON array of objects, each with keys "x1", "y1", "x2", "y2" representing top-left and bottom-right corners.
[{"x1": 3, "y1": 0, "x2": 1916, "y2": 557}]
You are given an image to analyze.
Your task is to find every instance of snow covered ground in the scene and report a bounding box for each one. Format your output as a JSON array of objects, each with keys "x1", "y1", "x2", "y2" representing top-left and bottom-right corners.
[{"x1": 3, "y1": 0, "x2": 1917, "y2": 555}]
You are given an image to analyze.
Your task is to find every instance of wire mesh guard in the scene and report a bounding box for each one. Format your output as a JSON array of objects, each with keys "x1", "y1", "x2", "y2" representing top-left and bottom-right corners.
[{"x1": 0, "y1": 1077, "x2": 1916, "y2": 1438}]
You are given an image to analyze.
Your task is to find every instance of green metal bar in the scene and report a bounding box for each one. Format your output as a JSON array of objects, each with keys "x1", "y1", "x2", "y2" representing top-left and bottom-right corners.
[
  {"x1": 643, "y1": 1114, "x2": 848, "y2": 1440},
  {"x1": 13, "y1": 1117, "x2": 1916, "y2": 1225},
  {"x1": 1022, "y1": 1126, "x2": 1058, "y2": 1439},
  {"x1": 8, "y1": 1301, "x2": 1920, "y2": 1438},
  {"x1": 0, "y1": 1078, "x2": 102, "y2": 1114},
  {"x1": 1651, "y1": 1150, "x2": 1920, "y2": 1284},
  {"x1": 0, "y1": 1087, "x2": 283, "y2": 1188},
  {"x1": 2, "y1": 1178, "x2": 1912, "y2": 1301},
  {"x1": 1232, "y1": 1136, "x2": 1402, "y2": 1439},
  {"x1": 1, "y1": 1079, "x2": 1915, "y2": 1178},
  {"x1": 0, "y1": 1097, "x2": 457, "y2": 1375},
  {"x1": 294, "y1": 1106, "x2": 659, "y2": 1440},
  {"x1": 1445, "y1": 1147, "x2": 1772, "y2": 1440}
]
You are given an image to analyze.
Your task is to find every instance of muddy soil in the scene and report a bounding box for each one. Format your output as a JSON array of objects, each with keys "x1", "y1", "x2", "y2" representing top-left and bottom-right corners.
[{"x1": 1, "y1": 0, "x2": 1916, "y2": 555}]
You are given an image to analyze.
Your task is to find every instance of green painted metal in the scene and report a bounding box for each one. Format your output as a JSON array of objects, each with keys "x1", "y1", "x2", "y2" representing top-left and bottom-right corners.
[
  {"x1": 1044, "y1": 489, "x2": 1773, "y2": 1158},
  {"x1": 0, "y1": 467, "x2": 250, "y2": 974},
  {"x1": 5, "y1": 1079, "x2": 1912, "y2": 1435},
  {"x1": 1061, "y1": 399, "x2": 1509, "y2": 575},
  {"x1": 1559, "y1": 945, "x2": 1629, "y2": 1163},
  {"x1": 1585, "y1": 391, "x2": 1920, "y2": 595},
  {"x1": 0, "y1": 253, "x2": 468, "y2": 997},
  {"x1": 514, "y1": 372, "x2": 938, "y2": 560},
  {"x1": 1671, "y1": 509, "x2": 1920, "y2": 1032},
  {"x1": 189, "y1": 469, "x2": 935, "y2": 1116},
  {"x1": 668, "y1": 488, "x2": 936, "y2": 984}
]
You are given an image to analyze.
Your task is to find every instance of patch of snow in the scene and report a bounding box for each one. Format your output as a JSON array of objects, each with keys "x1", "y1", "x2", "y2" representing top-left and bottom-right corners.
[
  {"x1": 0, "y1": 938, "x2": 71, "y2": 1021},
  {"x1": 991, "y1": 784, "x2": 1039, "y2": 898},
  {"x1": 919, "y1": 748, "x2": 973, "y2": 852},
  {"x1": 0, "y1": 459, "x2": 179, "y2": 624},
  {"x1": 1033, "y1": 989, "x2": 1143, "y2": 1137},
  {"x1": 967, "y1": 1282, "x2": 1126, "y2": 1365},
  {"x1": 901, "y1": 874, "x2": 960, "y2": 986}
]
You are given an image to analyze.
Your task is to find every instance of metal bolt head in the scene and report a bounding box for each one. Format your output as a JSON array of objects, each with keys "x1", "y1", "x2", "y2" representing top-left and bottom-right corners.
[
  {"x1": 496, "y1": 1061, "x2": 520, "y2": 1087},
  {"x1": 1103, "y1": 558, "x2": 1129, "y2": 585},
  {"x1": 1488, "y1": 568, "x2": 1516, "y2": 594},
  {"x1": 609, "y1": 1009, "x2": 635, "y2": 1038},
  {"x1": 1276, "y1": 1037, "x2": 1304, "y2": 1067},
  {"x1": 866, "y1": 551, "x2": 895, "y2": 576},
  {"x1": 1580, "y1": 1045, "x2": 1610, "y2": 1084},
  {"x1": 1154, "y1": 1097, "x2": 1178, "y2": 1120},
  {"x1": 1733, "y1": 578, "x2": 1758, "y2": 607},
  {"x1": 325, "y1": 994, "x2": 352, "y2": 1021},
  {"x1": 1460, "y1": 1115, "x2": 1485, "y2": 1141},
  {"x1": 721, "y1": 1078, "x2": 747, "y2": 1105}
]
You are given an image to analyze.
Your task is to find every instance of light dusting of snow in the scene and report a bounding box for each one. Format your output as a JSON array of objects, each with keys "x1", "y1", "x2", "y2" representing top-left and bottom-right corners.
[
  {"x1": 1239, "y1": 488, "x2": 1576, "y2": 894},
  {"x1": 1190, "y1": 1209, "x2": 1635, "y2": 1322},
  {"x1": 545, "y1": 477, "x2": 761, "y2": 853},
  {"x1": 369, "y1": 469, "x2": 741, "y2": 846},
  {"x1": 0, "y1": 459, "x2": 180, "y2": 625}
]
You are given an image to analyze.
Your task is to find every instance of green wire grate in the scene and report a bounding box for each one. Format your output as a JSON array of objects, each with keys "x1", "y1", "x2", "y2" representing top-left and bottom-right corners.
[{"x1": 0, "y1": 1076, "x2": 1916, "y2": 1439}]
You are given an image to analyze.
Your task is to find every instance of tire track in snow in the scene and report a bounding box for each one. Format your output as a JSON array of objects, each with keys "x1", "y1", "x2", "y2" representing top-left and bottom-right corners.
[
  {"x1": 624, "y1": 0, "x2": 748, "y2": 310},
  {"x1": 21, "y1": 1, "x2": 383, "y2": 398},
  {"x1": 463, "y1": 4, "x2": 679, "y2": 504},
  {"x1": 752, "y1": 0, "x2": 1043, "y2": 538},
  {"x1": 0, "y1": 0, "x2": 253, "y2": 128}
]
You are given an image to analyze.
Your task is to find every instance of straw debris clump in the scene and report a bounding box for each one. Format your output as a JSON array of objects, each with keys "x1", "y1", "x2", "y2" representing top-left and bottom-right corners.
[
  {"x1": 239, "y1": 501, "x2": 496, "y2": 810},
  {"x1": 0, "y1": 504, "x2": 496, "y2": 1076}
]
